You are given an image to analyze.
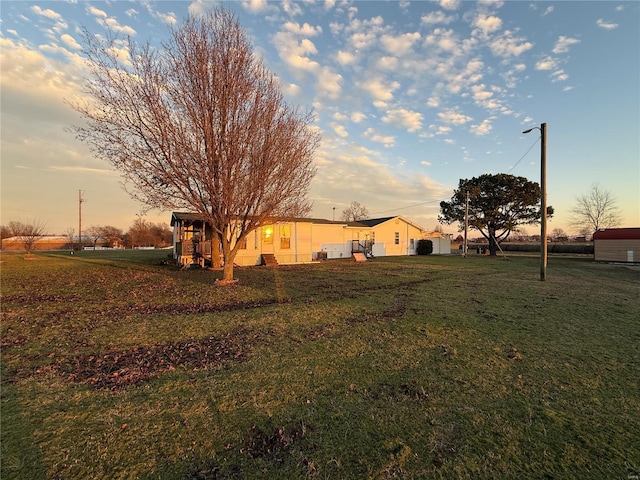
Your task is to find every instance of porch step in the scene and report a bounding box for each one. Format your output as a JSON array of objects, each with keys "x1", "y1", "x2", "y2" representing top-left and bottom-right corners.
[{"x1": 261, "y1": 254, "x2": 279, "y2": 267}]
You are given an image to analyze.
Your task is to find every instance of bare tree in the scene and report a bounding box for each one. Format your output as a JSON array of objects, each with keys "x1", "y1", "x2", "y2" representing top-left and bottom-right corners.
[
  {"x1": 570, "y1": 184, "x2": 622, "y2": 239},
  {"x1": 9, "y1": 220, "x2": 47, "y2": 256},
  {"x1": 551, "y1": 228, "x2": 567, "y2": 242},
  {"x1": 71, "y1": 8, "x2": 318, "y2": 283},
  {"x1": 86, "y1": 225, "x2": 102, "y2": 249},
  {"x1": 125, "y1": 219, "x2": 171, "y2": 248},
  {"x1": 1, "y1": 225, "x2": 12, "y2": 240},
  {"x1": 65, "y1": 227, "x2": 76, "y2": 251},
  {"x1": 100, "y1": 226, "x2": 124, "y2": 248},
  {"x1": 341, "y1": 201, "x2": 369, "y2": 222}
]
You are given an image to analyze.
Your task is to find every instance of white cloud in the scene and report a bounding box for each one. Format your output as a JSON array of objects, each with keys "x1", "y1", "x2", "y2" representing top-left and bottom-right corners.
[
  {"x1": 382, "y1": 108, "x2": 423, "y2": 133},
  {"x1": 596, "y1": 19, "x2": 618, "y2": 30},
  {"x1": 154, "y1": 11, "x2": 177, "y2": 25},
  {"x1": 87, "y1": 5, "x2": 108, "y2": 18},
  {"x1": 60, "y1": 33, "x2": 81, "y2": 50},
  {"x1": 470, "y1": 118, "x2": 493, "y2": 136},
  {"x1": 424, "y1": 28, "x2": 459, "y2": 52},
  {"x1": 351, "y1": 112, "x2": 366, "y2": 123},
  {"x1": 535, "y1": 56, "x2": 556, "y2": 71},
  {"x1": 282, "y1": 0, "x2": 303, "y2": 17},
  {"x1": 242, "y1": 0, "x2": 270, "y2": 14},
  {"x1": 438, "y1": 109, "x2": 472, "y2": 125},
  {"x1": 380, "y1": 32, "x2": 421, "y2": 56},
  {"x1": 542, "y1": 6, "x2": 554, "y2": 16},
  {"x1": 351, "y1": 31, "x2": 377, "y2": 50},
  {"x1": 551, "y1": 69, "x2": 569, "y2": 82},
  {"x1": 86, "y1": 5, "x2": 136, "y2": 36},
  {"x1": 282, "y1": 82, "x2": 301, "y2": 97},
  {"x1": 358, "y1": 77, "x2": 400, "y2": 105},
  {"x1": 473, "y1": 14, "x2": 503, "y2": 36},
  {"x1": 376, "y1": 56, "x2": 399, "y2": 70},
  {"x1": 471, "y1": 84, "x2": 493, "y2": 101},
  {"x1": 440, "y1": 0, "x2": 461, "y2": 11},
  {"x1": 552, "y1": 36, "x2": 580, "y2": 54},
  {"x1": 363, "y1": 128, "x2": 396, "y2": 147},
  {"x1": 421, "y1": 12, "x2": 455, "y2": 25},
  {"x1": 346, "y1": 15, "x2": 385, "y2": 50},
  {"x1": 490, "y1": 30, "x2": 533, "y2": 57},
  {"x1": 330, "y1": 122, "x2": 349, "y2": 138},
  {"x1": 31, "y1": 5, "x2": 68, "y2": 33},
  {"x1": 31, "y1": 5, "x2": 63, "y2": 21},
  {"x1": 317, "y1": 67, "x2": 343, "y2": 99},
  {"x1": 273, "y1": 31, "x2": 320, "y2": 73},
  {"x1": 336, "y1": 50, "x2": 355, "y2": 65},
  {"x1": 283, "y1": 21, "x2": 322, "y2": 36}
]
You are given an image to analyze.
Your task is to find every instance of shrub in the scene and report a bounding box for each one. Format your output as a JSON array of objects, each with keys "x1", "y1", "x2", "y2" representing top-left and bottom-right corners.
[
  {"x1": 416, "y1": 239, "x2": 433, "y2": 255},
  {"x1": 499, "y1": 243, "x2": 593, "y2": 254}
]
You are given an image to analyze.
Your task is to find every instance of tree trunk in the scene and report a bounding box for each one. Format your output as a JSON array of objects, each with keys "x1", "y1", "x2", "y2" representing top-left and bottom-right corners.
[
  {"x1": 212, "y1": 233, "x2": 222, "y2": 269},
  {"x1": 222, "y1": 261, "x2": 234, "y2": 282},
  {"x1": 488, "y1": 227, "x2": 498, "y2": 256},
  {"x1": 220, "y1": 240, "x2": 235, "y2": 283}
]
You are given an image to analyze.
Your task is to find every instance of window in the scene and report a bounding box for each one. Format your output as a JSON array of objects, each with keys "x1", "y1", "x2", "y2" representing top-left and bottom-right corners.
[
  {"x1": 280, "y1": 224, "x2": 291, "y2": 249},
  {"x1": 262, "y1": 225, "x2": 274, "y2": 245},
  {"x1": 395, "y1": 232, "x2": 400, "y2": 245},
  {"x1": 237, "y1": 236, "x2": 247, "y2": 250}
]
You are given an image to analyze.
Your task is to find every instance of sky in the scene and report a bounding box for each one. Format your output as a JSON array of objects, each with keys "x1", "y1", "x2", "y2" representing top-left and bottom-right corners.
[{"x1": 1, "y1": 0, "x2": 639, "y2": 236}]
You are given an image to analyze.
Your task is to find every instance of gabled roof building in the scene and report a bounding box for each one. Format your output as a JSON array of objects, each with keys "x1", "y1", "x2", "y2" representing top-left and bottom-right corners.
[
  {"x1": 593, "y1": 228, "x2": 640, "y2": 263},
  {"x1": 170, "y1": 212, "x2": 450, "y2": 267}
]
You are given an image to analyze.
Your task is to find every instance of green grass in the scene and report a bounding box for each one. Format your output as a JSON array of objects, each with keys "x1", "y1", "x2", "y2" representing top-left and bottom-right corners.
[{"x1": 1, "y1": 250, "x2": 639, "y2": 479}]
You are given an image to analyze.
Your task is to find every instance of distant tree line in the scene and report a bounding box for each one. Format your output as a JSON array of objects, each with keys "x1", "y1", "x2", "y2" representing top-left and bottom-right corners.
[{"x1": 1, "y1": 218, "x2": 172, "y2": 251}]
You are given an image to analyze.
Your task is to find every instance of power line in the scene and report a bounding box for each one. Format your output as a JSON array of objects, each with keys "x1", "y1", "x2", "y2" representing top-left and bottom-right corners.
[
  {"x1": 368, "y1": 136, "x2": 541, "y2": 218},
  {"x1": 508, "y1": 136, "x2": 540, "y2": 174}
]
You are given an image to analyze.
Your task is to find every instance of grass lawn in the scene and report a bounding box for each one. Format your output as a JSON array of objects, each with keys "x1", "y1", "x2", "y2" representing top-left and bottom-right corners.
[{"x1": 1, "y1": 250, "x2": 638, "y2": 479}]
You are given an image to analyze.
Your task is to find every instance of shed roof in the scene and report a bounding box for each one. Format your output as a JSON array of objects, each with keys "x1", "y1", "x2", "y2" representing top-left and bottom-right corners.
[{"x1": 593, "y1": 228, "x2": 640, "y2": 240}]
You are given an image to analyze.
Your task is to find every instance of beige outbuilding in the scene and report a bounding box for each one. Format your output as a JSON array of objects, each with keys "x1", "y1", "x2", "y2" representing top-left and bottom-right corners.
[{"x1": 593, "y1": 228, "x2": 640, "y2": 263}]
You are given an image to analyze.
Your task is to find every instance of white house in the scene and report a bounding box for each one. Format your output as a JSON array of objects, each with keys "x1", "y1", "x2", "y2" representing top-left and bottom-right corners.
[{"x1": 170, "y1": 212, "x2": 450, "y2": 267}]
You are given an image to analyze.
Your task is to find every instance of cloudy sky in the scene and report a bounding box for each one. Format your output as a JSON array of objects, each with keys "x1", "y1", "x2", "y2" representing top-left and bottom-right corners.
[{"x1": 1, "y1": 0, "x2": 638, "y2": 235}]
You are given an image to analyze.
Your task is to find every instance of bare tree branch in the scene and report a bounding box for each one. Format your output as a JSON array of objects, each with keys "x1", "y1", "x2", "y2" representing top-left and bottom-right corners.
[
  {"x1": 341, "y1": 201, "x2": 369, "y2": 222},
  {"x1": 570, "y1": 184, "x2": 622, "y2": 239}
]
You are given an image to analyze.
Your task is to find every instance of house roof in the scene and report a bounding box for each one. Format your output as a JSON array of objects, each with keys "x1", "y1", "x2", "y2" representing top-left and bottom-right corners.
[
  {"x1": 170, "y1": 212, "x2": 208, "y2": 226},
  {"x1": 171, "y1": 212, "x2": 372, "y2": 228},
  {"x1": 593, "y1": 228, "x2": 640, "y2": 240},
  {"x1": 355, "y1": 217, "x2": 396, "y2": 227},
  {"x1": 355, "y1": 216, "x2": 427, "y2": 233},
  {"x1": 170, "y1": 212, "x2": 425, "y2": 231}
]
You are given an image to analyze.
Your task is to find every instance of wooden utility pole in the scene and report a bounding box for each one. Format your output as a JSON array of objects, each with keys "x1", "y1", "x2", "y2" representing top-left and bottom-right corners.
[
  {"x1": 522, "y1": 122, "x2": 548, "y2": 281},
  {"x1": 78, "y1": 190, "x2": 85, "y2": 251},
  {"x1": 540, "y1": 123, "x2": 547, "y2": 281}
]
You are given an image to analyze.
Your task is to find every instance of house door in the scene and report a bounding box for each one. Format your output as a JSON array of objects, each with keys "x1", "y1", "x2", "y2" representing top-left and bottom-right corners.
[{"x1": 260, "y1": 225, "x2": 275, "y2": 254}]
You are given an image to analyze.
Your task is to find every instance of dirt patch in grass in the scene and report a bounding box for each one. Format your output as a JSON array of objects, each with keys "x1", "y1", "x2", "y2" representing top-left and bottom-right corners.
[
  {"x1": 242, "y1": 420, "x2": 309, "y2": 461},
  {"x1": 10, "y1": 328, "x2": 270, "y2": 391},
  {"x1": 120, "y1": 299, "x2": 279, "y2": 316}
]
